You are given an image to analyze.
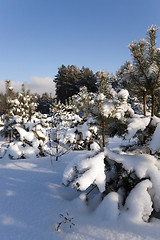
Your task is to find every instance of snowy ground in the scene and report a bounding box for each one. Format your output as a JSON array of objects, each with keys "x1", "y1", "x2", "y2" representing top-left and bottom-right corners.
[{"x1": 0, "y1": 150, "x2": 160, "y2": 240}]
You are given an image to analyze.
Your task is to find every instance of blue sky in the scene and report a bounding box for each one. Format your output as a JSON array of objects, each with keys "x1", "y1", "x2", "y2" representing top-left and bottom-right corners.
[{"x1": 1, "y1": 0, "x2": 160, "y2": 92}]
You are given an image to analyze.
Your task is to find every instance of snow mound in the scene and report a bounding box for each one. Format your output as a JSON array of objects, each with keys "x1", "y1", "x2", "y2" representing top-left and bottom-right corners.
[
  {"x1": 122, "y1": 179, "x2": 153, "y2": 223},
  {"x1": 94, "y1": 192, "x2": 120, "y2": 221}
]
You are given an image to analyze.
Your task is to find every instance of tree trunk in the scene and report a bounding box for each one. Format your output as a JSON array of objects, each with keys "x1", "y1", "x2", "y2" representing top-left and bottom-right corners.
[
  {"x1": 143, "y1": 93, "x2": 147, "y2": 116},
  {"x1": 9, "y1": 131, "x2": 11, "y2": 143},
  {"x1": 151, "y1": 88, "x2": 155, "y2": 117},
  {"x1": 102, "y1": 118, "x2": 106, "y2": 148}
]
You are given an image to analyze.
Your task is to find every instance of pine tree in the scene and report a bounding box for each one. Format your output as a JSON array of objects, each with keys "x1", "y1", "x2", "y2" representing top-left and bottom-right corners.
[
  {"x1": 124, "y1": 25, "x2": 160, "y2": 117},
  {"x1": 94, "y1": 71, "x2": 117, "y2": 147},
  {"x1": 117, "y1": 60, "x2": 148, "y2": 116},
  {"x1": 54, "y1": 65, "x2": 97, "y2": 103},
  {"x1": 146, "y1": 25, "x2": 160, "y2": 116},
  {"x1": 79, "y1": 66, "x2": 97, "y2": 93},
  {"x1": 36, "y1": 92, "x2": 54, "y2": 114},
  {"x1": 17, "y1": 84, "x2": 38, "y2": 122},
  {"x1": 3, "y1": 80, "x2": 15, "y2": 142},
  {"x1": 72, "y1": 86, "x2": 94, "y2": 118}
]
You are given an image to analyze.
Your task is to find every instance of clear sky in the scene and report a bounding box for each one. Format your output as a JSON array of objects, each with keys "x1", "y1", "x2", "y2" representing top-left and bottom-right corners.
[{"x1": 1, "y1": 0, "x2": 160, "y2": 93}]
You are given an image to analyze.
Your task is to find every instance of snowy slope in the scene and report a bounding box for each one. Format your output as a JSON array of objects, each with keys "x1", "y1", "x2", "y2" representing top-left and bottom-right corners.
[{"x1": 0, "y1": 152, "x2": 160, "y2": 240}]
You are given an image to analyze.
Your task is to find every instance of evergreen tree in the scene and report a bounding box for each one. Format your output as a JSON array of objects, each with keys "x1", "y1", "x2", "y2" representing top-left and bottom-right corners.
[
  {"x1": 54, "y1": 65, "x2": 97, "y2": 103},
  {"x1": 54, "y1": 65, "x2": 79, "y2": 103},
  {"x1": 146, "y1": 25, "x2": 160, "y2": 116},
  {"x1": 12, "y1": 83, "x2": 38, "y2": 122},
  {"x1": 117, "y1": 60, "x2": 148, "y2": 116},
  {"x1": 72, "y1": 86, "x2": 94, "y2": 118},
  {"x1": 3, "y1": 80, "x2": 15, "y2": 142},
  {"x1": 79, "y1": 66, "x2": 97, "y2": 93},
  {"x1": 120, "y1": 25, "x2": 160, "y2": 117},
  {"x1": 94, "y1": 71, "x2": 117, "y2": 147},
  {"x1": 0, "y1": 92, "x2": 6, "y2": 115},
  {"x1": 36, "y1": 92, "x2": 54, "y2": 114}
]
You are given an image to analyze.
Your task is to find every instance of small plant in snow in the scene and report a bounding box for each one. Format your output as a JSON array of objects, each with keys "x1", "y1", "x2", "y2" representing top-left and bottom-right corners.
[{"x1": 55, "y1": 212, "x2": 75, "y2": 232}]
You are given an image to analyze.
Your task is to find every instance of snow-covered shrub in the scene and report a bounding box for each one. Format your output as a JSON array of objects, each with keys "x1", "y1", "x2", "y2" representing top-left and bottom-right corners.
[
  {"x1": 104, "y1": 158, "x2": 140, "y2": 204},
  {"x1": 48, "y1": 99, "x2": 101, "y2": 153},
  {"x1": 4, "y1": 115, "x2": 49, "y2": 159},
  {"x1": 62, "y1": 151, "x2": 106, "y2": 193},
  {"x1": 62, "y1": 141, "x2": 160, "y2": 222},
  {"x1": 0, "y1": 109, "x2": 51, "y2": 159},
  {"x1": 72, "y1": 86, "x2": 95, "y2": 118},
  {"x1": 123, "y1": 115, "x2": 160, "y2": 154},
  {"x1": 63, "y1": 117, "x2": 100, "y2": 150},
  {"x1": 104, "y1": 147, "x2": 160, "y2": 221}
]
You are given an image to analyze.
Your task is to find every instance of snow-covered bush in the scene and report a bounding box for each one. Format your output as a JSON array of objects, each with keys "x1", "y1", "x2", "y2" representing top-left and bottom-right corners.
[
  {"x1": 62, "y1": 136, "x2": 160, "y2": 222},
  {"x1": 4, "y1": 115, "x2": 49, "y2": 159},
  {"x1": 123, "y1": 114, "x2": 160, "y2": 155},
  {"x1": 62, "y1": 151, "x2": 106, "y2": 193},
  {"x1": 48, "y1": 98, "x2": 101, "y2": 153},
  {"x1": 0, "y1": 110, "x2": 51, "y2": 159}
]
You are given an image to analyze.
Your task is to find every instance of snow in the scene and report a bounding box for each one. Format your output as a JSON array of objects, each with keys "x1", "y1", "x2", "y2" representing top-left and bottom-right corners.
[
  {"x1": 105, "y1": 147, "x2": 160, "y2": 211},
  {"x1": 1, "y1": 151, "x2": 160, "y2": 240},
  {"x1": 62, "y1": 152, "x2": 106, "y2": 192},
  {"x1": 102, "y1": 101, "x2": 114, "y2": 118},
  {"x1": 125, "y1": 115, "x2": 150, "y2": 140},
  {"x1": 15, "y1": 126, "x2": 35, "y2": 142},
  {"x1": 122, "y1": 180, "x2": 153, "y2": 223},
  {"x1": 118, "y1": 89, "x2": 129, "y2": 101},
  {"x1": 90, "y1": 142, "x2": 100, "y2": 152},
  {"x1": 150, "y1": 122, "x2": 160, "y2": 153},
  {"x1": 147, "y1": 62, "x2": 159, "y2": 80},
  {"x1": 77, "y1": 121, "x2": 92, "y2": 140},
  {"x1": 94, "y1": 192, "x2": 120, "y2": 222}
]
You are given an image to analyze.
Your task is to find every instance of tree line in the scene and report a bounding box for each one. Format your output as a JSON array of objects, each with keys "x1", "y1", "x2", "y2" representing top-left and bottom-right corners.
[{"x1": 54, "y1": 25, "x2": 160, "y2": 118}]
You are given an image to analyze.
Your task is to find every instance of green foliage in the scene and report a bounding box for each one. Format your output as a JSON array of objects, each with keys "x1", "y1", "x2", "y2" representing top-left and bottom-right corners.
[
  {"x1": 54, "y1": 64, "x2": 97, "y2": 103},
  {"x1": 106, "y1": 118, "x2": 128, "y2": 137}
]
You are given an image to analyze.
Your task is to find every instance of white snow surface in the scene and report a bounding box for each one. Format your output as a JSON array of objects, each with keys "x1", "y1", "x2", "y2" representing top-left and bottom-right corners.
[
  {"x1": 1, "y1": 147, "x2": 160, "y2": 239},
  {"x1": 150, "y1": 122, "x2": 160, "y2": 153}
]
